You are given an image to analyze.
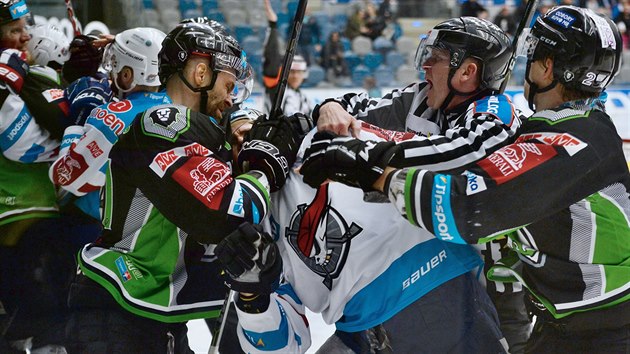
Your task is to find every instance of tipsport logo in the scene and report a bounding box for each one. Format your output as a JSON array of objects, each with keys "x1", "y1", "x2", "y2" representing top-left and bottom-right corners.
[
  {"x1": 431, "y1": 174, "x2": 462, "y2": 243},
  {"x1": 115, "y1": 256, "x2": 143, "y2": 282}
]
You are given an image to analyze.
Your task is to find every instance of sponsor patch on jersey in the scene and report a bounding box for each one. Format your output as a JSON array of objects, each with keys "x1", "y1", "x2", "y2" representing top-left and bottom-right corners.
[
  {"x1": 142, "y1": 105, "x2": 189, "y2": 141},
  {"x1": 107, "y1": 100, "x2": 133, "y2": 113},
  {"x1": 114, "y1": 256, "x2": 143, "y2": 282},
  {"x1": 53, "y1": 150, "x2": 88, "y2": 185},
  {"x1": 402, "y1": 249, "x2": 447, "y2": 290},
  {"x1": 361, "y1": 122, "x2": 418, "y2": 142},
  {"x1": 549, "y1": 10, "x2": 575, "y2": 28},
  {"x1": 431, "y1": 174, "x2": 462, "y2": 243},
  {"x1": 463, "y1": 170, "x2": 487, "y2": 195},
  {"x1": 473, "y1": 94, "x2": 515, "y2": 126},
  {"x1": 227, "y1": 186, "x2": 245, "y2": 218},
  {"x1": 150, "y1": 142, "x2": 212, "y2": 178},
  {"x1": 517, "y1": 132, "x2": 587, "y2": 156},
  {"x1": 172, "y1": 157, "x2": 232, "y2": 210},
  {"x1": 90, "y1": 107, "x2": 126, "y2": 135},
  {"x1": 41, "y1": 88, "x2": 65, "y2": 102},
  {"x1": 114, "y1": 256, "x2": 132, "y2": 282},
  {"x1": 478, "y1": 143, "x2": 557, "y2": 184},
  {"x1": 86, "y1": 140, "x2": 103, "y2": 158}
]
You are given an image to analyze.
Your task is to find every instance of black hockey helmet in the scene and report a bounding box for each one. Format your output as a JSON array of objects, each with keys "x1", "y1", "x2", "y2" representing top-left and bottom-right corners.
[
  {"x1": 180, "y1": 16, "x2": 228, "y2": 34},
  {"x1": 522, "y1": 5, "x2": 622, "y2": 93},
  {"x1": 414, "y1": 16, "x2": 512, "y2": 92},
  {"x1": 0, "y1": 0, "x2": 29, "y2": 26},
  {"x1": 158, "y1": 21, "x2": 253, "y2": 104},
  {"x1": 62, "y1": 34, "x2": 105, "y2": 83}
]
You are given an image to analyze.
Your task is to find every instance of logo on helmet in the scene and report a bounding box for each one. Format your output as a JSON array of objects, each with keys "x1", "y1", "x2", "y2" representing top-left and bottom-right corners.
[
  {"x1": 549, "y1": 11, "x2": 576, "y2": 29},
  {"x1": 563, "y1": 70, "x2": 575, "y2": 82},
  {"x1": 178, "y1": 51, "x2": 187, "y2": 61}
]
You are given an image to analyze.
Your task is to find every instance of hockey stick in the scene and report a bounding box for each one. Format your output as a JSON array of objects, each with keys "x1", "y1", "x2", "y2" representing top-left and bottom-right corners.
[
  {"x1": 498, "y1": 0, "x2": 539, "y2": 93},
  {"x1": 208, "y1": 289, "x2": 234, "y2": 354},
  {"x1": 269, "y1": 0, "x2": 308, "y2": 119},
  {"x1": 65, "y1": 0, "x2": 83, "y2": 37}
]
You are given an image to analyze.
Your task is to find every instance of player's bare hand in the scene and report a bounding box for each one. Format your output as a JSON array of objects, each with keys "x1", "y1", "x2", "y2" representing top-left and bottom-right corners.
[
  {"x1": 92, "y1": 34, "x2": 115, "y2": 48},
  {"x1": 316, "y1": 102, "x2": 361, "y2": 137}
]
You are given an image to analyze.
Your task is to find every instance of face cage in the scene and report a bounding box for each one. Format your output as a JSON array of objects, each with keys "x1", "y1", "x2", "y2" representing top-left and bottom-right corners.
[
  {"x1": 414, "y1": 30, "x2": 453, "y2": 72},
  {"x1": 100, "y1": 42, "x2": 116, "y2": 75},
  {"x1": 210, "y1": 51, "x2": 253, "y2": 104}
]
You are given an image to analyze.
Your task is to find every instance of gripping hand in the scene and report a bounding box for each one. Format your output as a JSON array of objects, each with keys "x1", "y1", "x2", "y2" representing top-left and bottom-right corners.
[
  {"x1": 0, "y1": 49, "x2": 29, "y2": 94},
  {"x1": 238, "y1": 115, "x2": 299, "y2": 192},
  {"x1": 215, "y1": 223, "x2": 282, "y2": 295},
  {"x1": 300, "y1": 131, "x2": 396, "y2": 191},
  {"x1": 64, "y1": 76, "x2": 113, "y2": 126}
]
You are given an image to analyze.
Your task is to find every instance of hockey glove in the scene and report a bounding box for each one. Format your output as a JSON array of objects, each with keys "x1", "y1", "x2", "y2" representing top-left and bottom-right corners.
[
  {"x1": 0, "y1": 49, "x2": 29, "y2": 94},
  {"x1": 64, "y1": 76, "x2": 114, "y2": 126},
  {"x1": 285, "y1": 112, "x2": 314, "y2": 141},
  {"x1": 300, "y1": 131, "x2": 397, "y2": 191},
  {"x1": 215, "y1": 222, "x2": 282, "y2": 295},
  {"x1": 237, "y1": 115, "x2": 299, "y2": 192}
]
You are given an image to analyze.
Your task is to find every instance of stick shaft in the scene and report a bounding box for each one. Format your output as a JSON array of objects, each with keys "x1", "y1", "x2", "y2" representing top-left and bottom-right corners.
[
  {"x1": 208, "y1": 290, "x2": 234, "y2": 354},
  {"x1": 270, "y1": 0, "x2": 308, "y2": 118},
  {"x1": 499, "y1": 0, "x2": 539, "y2": 93},
  {"x1": 64, "y1": 0, "x2": 82, "y2": 37}
]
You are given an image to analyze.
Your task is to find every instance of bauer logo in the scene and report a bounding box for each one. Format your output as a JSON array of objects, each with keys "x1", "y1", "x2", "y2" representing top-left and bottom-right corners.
[
  {"x1": 463, "y1": 170, "x2": 487, "y2": 195},
  {"x1": 402, "y1": 249, "x2": 447, "y2": 290}
]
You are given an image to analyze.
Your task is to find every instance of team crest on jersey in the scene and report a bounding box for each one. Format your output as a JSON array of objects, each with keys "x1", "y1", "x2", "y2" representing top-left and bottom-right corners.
[
  {"x1": 142, "y1": 104, "x2": 189, "y2": 141},
  {"x1": 285, "y1": 184, "x2": 362, "y2": 290}
]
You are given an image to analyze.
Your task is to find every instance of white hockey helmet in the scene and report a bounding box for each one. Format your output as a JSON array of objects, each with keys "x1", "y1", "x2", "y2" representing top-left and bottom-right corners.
[
  {"x1": 102, "y1": 27, "x2": 166, "y2": 92},
  {"x1": 27, "y1": 24, "x2": 70, "y2": 67}
]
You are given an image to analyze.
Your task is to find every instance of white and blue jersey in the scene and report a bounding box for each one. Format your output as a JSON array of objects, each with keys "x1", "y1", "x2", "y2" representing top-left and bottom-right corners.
[
  {"x1": 233, "y1": 129, "x2": 483, "y2": 353},
  {"x1": 50, "y1": 91, "x2": 171, "y2": 218}
]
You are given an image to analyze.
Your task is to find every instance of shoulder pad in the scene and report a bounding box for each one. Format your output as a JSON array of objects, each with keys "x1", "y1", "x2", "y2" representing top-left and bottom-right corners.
[
  {"x1": 471, "y1": 94, "x2": 515, "y2": 126},
  {"x1": 141, "y1": 104, "x2": 190, "y2": 141}
]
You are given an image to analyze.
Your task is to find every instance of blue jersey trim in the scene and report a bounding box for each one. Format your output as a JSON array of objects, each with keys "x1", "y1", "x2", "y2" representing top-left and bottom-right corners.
[
  {"x1": 336, "y1": 239, "x2": 481, "y2": 332},
  {"x1": 242, "y1": 300, "x2": 290, "y2": 351}
]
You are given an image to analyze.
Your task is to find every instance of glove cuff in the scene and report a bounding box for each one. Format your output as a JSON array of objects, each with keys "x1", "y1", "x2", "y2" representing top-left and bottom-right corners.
[{"x1": 236, "y1": 293, "x2": 271, "y2": 313}]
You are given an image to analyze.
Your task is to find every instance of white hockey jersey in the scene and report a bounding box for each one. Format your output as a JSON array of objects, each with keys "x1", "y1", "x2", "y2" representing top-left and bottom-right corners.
[{"x1": 234, "y1": 129, "x2": 483, "y2": 353}]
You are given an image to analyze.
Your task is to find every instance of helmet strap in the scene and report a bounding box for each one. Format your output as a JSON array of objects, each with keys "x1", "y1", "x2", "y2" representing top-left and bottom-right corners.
[
  {"x1": 177, "y1": 69, "x2": 218, "y2": 115},
  {"x1": 524, "y1": 62, "x2": 557, "y2": 111}
]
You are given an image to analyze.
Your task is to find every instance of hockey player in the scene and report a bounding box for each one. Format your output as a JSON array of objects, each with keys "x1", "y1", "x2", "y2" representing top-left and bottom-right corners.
[
  {"x1": 62, "y1": 21, "x2": 299, "y2": 353},
  {"x1": 301, "y1": 6, "x2": 629, "y2": 352},
  {"x1": 26, "y1": 24, "x2": 70, "y2": 70},
  {"x1": 311, "y1": 16, "x2": 530, "y2": 353},
  {"x1": 213, "y1": 109, "x2": 507, "y2": 353},
  {"x1": 49, "y1": 27, "x2": 165, "y2": 221},
  {"x1": 262, "y1": 0, "x2": 312, "y2": 116},
  {"x1": 0, "y1": 1, "x2": 78, "y2": 352}
]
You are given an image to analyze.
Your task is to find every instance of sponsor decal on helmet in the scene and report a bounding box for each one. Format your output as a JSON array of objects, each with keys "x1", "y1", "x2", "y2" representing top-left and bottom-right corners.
[{"x1": 549, "y1": 10, "x2": 576, "y2": 29}]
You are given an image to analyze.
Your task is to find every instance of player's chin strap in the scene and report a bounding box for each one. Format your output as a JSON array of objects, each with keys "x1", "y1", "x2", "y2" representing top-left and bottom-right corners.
[
  {"x1": 524, "y1": 61, "x2": 557, "y2": 111},
  {"x1": 177, "y1": 70, "x2": 218, "y2": 115}
]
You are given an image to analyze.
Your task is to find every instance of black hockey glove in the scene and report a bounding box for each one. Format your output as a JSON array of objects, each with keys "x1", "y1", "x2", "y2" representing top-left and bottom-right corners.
[
  {"x1": 237, "y1": 115, "x2": 299, "y2": 192},
  {"x1": 300, "y1": 131, "x2": 397, "y2": 191},
  {"x1": 284, "y1": 112, "x2": 314, "y2": 141},
  {"x1": 215, "y1": 222, "x2": 282, "y2": 295}
]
